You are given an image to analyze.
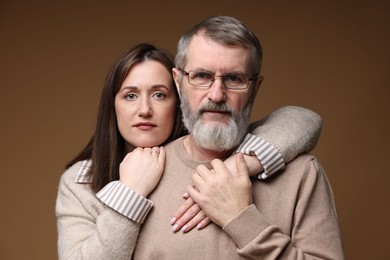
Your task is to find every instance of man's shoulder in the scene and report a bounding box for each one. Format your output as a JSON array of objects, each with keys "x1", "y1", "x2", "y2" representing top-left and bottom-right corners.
[
  {"x1": 255, "y1": 154, "x2": 327, "y2": 194},
  {"x1": 283, "y1": 153, "x2": 326, "y2": 181},
  {"x1": 266, "y1": 154, "x2": 318, "y2": 182},
  {"x1": 287, "y1": 153, "x2": 316, "y2": 166}
]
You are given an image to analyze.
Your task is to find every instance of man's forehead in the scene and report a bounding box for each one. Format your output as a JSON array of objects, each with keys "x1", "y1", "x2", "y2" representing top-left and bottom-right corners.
[{"x1": 186, "y1": 34, "x2": 251, "y2": 72}]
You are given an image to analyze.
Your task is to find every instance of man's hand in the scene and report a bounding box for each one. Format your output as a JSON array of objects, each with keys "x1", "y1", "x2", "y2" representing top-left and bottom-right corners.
[{"x1": 187, "y1": 154, "x2": 253, "y2": 227}]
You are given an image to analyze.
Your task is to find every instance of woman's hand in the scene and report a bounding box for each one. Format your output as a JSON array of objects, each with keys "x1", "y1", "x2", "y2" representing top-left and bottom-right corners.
[
  {"x1": 170, "y1": 192, "x2": 211, "y2": 233},
  {"x1": 119, "y1": 147, "x2": 165, "y2": 197}
]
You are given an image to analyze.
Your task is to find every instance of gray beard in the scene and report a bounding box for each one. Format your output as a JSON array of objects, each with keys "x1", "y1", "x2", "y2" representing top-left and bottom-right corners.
[{"x1": 180, "y1": 93, "x2": 252, "y2": 152}]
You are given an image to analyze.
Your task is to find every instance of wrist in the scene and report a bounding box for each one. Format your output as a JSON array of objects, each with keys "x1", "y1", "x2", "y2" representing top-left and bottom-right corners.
[
  {"x1": 242, "y1": 154, "x2": 263, "y2": 176},
  {"x1": 119, "y1": 179, "x2": 149, "y2": 197}
]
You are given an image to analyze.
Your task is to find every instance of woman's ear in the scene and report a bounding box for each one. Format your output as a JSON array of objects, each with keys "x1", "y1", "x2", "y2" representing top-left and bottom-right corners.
[{"x1": 172, "y1": 68, "x2": 181, "y2": 97}]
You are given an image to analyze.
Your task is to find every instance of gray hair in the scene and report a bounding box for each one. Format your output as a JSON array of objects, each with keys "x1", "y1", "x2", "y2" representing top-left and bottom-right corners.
[{"x1": 175, "y1": 16, "x2": 263, "y2": 76}]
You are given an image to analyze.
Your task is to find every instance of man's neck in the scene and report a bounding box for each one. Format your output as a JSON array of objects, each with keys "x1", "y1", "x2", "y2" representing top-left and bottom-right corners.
[{"x1": 183, "y1": 135, "x2": 234, "y2": 161}]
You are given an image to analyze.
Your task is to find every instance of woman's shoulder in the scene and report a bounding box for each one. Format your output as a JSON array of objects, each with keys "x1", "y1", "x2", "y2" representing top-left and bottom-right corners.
[{"x1": 60, "y1": 160, "x2": 92, "y2": 185}]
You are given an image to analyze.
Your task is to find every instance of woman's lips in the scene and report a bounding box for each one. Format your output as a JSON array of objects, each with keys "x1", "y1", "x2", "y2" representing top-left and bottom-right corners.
[{"x1": 134, "y1": 122, "x2": 156, "y2": 131}]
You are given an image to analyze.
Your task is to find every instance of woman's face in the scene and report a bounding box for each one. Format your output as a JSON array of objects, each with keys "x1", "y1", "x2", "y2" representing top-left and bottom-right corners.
[{"x1": 115, "y1": 60, "x2": 177, "y2": 151}]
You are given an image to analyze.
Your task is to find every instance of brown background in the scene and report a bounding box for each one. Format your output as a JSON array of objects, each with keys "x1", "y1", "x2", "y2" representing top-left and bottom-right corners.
[{"x1": 1, "y1": 1, "x2": 389, "y2": 259}]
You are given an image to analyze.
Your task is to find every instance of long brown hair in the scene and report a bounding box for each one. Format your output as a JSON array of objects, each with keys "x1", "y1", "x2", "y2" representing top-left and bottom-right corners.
[{"x1": 66, "y1": 43, "x2": 186, "y2": 192}]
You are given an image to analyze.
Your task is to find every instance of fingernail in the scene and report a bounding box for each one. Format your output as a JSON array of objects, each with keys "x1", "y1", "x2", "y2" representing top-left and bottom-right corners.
[
  {"x1": 170, "y1": 217, "x2": 176, "y2": 225},
  {"x1": 182, "y1": 192, "x2": 189, "y2": 198},
  {"x1": 197, "y1": 223, "x2": 203, "y2": 230},
  {"x1": 172, "y1": 224, "x2": 179, "y2": 232},
  {"x1": 181, "y1": 225, "x2": 188, "y2": 232}
]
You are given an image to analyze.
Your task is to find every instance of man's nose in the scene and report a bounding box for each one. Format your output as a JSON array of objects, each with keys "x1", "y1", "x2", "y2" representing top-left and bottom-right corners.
[{"x1": 207, "y1": 78, "x2": 226, "y2": 103}]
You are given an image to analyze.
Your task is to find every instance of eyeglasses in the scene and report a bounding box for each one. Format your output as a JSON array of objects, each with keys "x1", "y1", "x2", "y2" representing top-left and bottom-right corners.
[{"x1": 179, "y1": 68, "x2": 258, "y2": 90}]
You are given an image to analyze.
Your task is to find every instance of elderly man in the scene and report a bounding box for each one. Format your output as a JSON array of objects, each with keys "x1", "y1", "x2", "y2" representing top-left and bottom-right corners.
[{"x1": 133, "y1": 16, "x2": 344, "y2": 259}]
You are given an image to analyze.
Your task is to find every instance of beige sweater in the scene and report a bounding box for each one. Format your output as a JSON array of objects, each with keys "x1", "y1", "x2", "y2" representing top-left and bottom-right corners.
[
  {"x1": 132, "y1": 138, "x2": 344, "y2": 259},
  {"x1": 56, "y1": 106, "x2": 329, "y2": 259},
  {"x1": 56, "y1": 139, "x2": 343, "y2": 259}
]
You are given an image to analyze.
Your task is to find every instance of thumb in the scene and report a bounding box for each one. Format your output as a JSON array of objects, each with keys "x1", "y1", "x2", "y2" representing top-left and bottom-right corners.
[
  {"x1": 235, "y1": 153, "x2": 249, "y2": 177},
  {"x1": 158, "y1": 147, "x2": 166, "y2": 166}
]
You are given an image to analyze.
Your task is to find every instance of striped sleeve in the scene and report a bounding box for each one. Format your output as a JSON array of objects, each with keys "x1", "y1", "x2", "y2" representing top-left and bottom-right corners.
[
  {"x1": 235, "y1": 133, "x2": 285, "y2": 179},
  {"x1": 96, "y1": 181, "x2": 153, "y2": 224}
]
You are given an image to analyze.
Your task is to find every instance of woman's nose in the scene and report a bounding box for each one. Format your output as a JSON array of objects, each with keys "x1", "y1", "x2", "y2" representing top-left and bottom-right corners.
[{"x1": 137, "y1": 99, "x2": 152, "y2": 117}]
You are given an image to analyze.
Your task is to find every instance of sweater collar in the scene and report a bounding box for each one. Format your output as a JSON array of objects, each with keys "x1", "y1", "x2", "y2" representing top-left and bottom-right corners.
[{"x1": 75, "y1": 160, "x2": 92, "y2": 183}]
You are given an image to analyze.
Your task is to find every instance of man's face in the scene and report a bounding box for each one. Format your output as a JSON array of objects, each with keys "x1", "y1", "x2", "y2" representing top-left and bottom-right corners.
[{"x1": 173, "y1": 33, "x2": 261, "y2": 151}]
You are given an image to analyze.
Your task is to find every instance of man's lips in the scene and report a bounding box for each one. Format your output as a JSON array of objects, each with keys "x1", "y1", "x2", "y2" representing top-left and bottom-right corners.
[
  {"x1": 202, "y1": 109, "x2": 230, "y2": 114},
  {"x1": 201, "y1": 110, "x2": 231, "y2": 120},
  {"x1": 133, "y1": 122, "x2": 157, "y2": 130}
]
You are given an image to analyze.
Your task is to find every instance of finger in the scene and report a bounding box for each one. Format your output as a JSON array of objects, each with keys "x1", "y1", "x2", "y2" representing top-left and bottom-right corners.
[
  {"x1": 191, "y1": 171, "x2": 206, "y2": 192},
  {"x1": 236, "y1": 153, "x2": 249, "y2": 177},
  {"x1": 172, "y1": 203, "x2": 203, "y2": 233},
  {"x1": 157, "y1": 147, "x2": 165, "y2": 165},
  {"x1": 195, "y1": 164, "x2": 213, "y2": 182},
  {"x1": 180, "y1": 209, "x2": 208, "y2": 233},
  {"x1": 150, "y1": 148, "x2": 159, "y2": 158},
  {"x1": 187, "y1": 184, "x2": 200, "y2": 204},
  {"x1": 182, "y1": 192, "x2": 189, "y2": 199},
  {"x1": 151, "y1": 146, "x2": 160, "y2": 153},
  {"x1": 210, "y1": 159, "x2": 228, "y2": 176},
  {"x1": 196, "y1": 216, "x2": 211, "y2": 230},
  {"x1": 143, "y1": 147, "x2": 152, "y2": 155},
  {"x1": 171, "y1": 196, "x2": 196, "y2": 225}
]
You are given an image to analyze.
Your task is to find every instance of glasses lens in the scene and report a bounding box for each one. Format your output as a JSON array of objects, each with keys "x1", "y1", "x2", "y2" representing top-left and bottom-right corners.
[
  {"x1": 187, "y1": 70, "x2": 250, "y2": 89},
  {"x1": 188, "y1": 71, "x2": 214, "y2": 87},
  {"x1": 223, "y1": 74, "x2": 248, "y2": 89}
]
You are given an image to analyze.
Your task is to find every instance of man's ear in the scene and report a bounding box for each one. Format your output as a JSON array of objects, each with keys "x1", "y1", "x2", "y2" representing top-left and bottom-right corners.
[
  {"x1": 255, "y1": 75, "x2": 264, "y2": 94},
  {"x1": 172, "y1": 68, "x2": 181, "y2": 97},
  {"x1": 254, "y1": 76, "x2": 264, "y2": 96}
]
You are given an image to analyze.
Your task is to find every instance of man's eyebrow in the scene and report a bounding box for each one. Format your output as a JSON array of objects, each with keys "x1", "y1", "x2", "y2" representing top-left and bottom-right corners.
[{"x1": 191, "y1": 68, "x2": 246, "y2": 74}]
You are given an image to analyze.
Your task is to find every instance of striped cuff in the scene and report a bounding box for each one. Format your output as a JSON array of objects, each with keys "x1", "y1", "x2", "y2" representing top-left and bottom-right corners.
[
  {"x1": 236, "y1": 133, "x2": 285, "y2": 179},
  {"x1": 96, "y1": 181, "x2": 153, "y2": 224}
]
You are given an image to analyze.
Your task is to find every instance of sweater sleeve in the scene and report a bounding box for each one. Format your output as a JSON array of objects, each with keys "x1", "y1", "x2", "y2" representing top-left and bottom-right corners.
[
  {"x1": 56, "y1": 168, "x2": 142, "y2": 260},
  {"x1": 240, "y1": 106, "x2": 322, "y2": 179},
  {"x1": 223, "y1": 159, "x2": 344, "y2": 259},
  {"x1": 96, "y1": 181, "x2": 153, "y2": 224}
]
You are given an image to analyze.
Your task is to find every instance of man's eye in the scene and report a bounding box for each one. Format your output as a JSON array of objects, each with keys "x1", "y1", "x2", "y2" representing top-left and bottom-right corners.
[
  {"x1": 193, "y1": 72, "x2": 213, "y2": 80},
  {"x1": 125, "y1": 93, "x2": 137, "y2": 100},
  {"x1": 224, "y1": 74, "x2": 244, "y2": 83}
]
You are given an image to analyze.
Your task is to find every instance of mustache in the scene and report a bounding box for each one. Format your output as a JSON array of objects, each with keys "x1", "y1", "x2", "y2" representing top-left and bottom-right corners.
[{"x1": 199, "y1": 101, "x2": 233, "y2": 114}]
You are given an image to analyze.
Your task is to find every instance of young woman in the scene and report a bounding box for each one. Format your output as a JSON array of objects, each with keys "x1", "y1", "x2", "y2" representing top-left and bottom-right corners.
[{"x1": 56, "y1": 43, "x2": 321, "y2": 259}]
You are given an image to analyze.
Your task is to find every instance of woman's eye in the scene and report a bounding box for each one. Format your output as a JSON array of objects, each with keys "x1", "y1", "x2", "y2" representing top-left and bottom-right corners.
[
  {"x1": 125, "y1": 93, "x2": 137, "y2": 100},
  {"x1": 152, "y1": 92, "x2": 166, "y2": 99}
]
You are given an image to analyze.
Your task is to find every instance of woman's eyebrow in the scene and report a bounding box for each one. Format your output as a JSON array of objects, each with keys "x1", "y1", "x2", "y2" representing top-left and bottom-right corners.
[
  {"x1": 120, "y1": 84, "x2": 170, "y2": 92},
  {"x1": 119, "y1": 86, "x2": 138, "y2": 92}
]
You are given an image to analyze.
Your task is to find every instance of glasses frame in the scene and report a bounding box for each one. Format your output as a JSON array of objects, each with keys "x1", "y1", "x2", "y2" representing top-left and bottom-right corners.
[{"x1": 179, "y1": 68, "x2": 258, "y2": 90}]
